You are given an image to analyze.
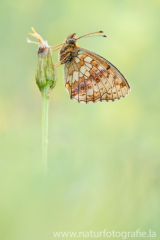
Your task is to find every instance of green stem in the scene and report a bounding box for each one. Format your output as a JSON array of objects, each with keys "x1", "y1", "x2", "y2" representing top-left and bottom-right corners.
[{"x1": 41, "y1": 86, "x2": 50, "y2": 173}]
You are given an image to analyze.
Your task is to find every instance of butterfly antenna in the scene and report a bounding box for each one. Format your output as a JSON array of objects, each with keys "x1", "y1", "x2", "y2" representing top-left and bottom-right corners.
[
  {"x1": 78, "y1": 35, "x2": 107, "y2": 39},
  {"x1": 77, "y1": 31, "x2": 106, "y2": 39}
]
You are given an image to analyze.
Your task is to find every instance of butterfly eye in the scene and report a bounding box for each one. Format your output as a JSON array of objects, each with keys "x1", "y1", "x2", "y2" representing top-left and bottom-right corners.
[{"x1": 68, "y1": 38, "x2": 76, "y2": 44}]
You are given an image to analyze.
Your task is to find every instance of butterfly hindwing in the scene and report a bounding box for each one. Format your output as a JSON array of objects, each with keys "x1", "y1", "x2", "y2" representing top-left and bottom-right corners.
[
  {"x1": 64, "y1": 47, "x2": 130, "y2": 103},
  {"x1": 82, "y1": 48, "x2": 131, "y2": 101}
]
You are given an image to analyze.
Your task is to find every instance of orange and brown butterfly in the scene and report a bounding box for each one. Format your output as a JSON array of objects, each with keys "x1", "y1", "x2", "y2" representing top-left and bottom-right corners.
[{"x1": 53, "y1": 31, "x2": 131, "y2": 103}]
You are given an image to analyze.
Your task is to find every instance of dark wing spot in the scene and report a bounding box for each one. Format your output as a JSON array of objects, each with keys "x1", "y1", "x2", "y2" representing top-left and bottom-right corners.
[
  {"x1": 106, "y1": 65, "x2": 110, "y2": 70},
  {"x1": 79, "y1": 82, "x2": 86, "y2": 91},
  {"x1": 96, "y1": 78, "x2": 100, "y2": 83}
]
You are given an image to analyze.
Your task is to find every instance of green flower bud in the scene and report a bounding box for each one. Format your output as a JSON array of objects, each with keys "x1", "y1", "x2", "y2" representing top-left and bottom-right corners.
[
  {"x1": 27, "y1": 28, "x2": 56, "y2": 93},
  {"x1": 35, "y1": 46, "x2": 56, "y2": 92}
]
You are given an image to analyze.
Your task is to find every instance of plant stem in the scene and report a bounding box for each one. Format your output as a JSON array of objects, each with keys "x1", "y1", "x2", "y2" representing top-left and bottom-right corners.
[{"x1": 41, "y1": 86, "x2": 50, "y2": 173}]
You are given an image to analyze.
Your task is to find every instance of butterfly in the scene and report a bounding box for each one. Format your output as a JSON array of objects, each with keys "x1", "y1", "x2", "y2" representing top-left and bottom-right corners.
[{"x1": 52, "y1": 31, "x2": 131, "y2": 103}]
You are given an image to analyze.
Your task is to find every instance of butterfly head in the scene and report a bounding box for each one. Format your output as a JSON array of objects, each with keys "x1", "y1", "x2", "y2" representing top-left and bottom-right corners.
[{"x1": 65, "y1": 33, "x2": 77, "y2": 45}]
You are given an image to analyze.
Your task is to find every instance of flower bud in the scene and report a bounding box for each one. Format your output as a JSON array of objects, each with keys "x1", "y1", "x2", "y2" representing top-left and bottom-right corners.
[{"x1": 27, "y1": 28, "x2": 56, "y2": 93}]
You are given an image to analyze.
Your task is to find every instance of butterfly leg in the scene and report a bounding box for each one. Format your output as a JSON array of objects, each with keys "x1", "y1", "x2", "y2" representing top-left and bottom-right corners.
[
  {"x1": 51, "y1": 47, "x2": 62, "y2": 51},
  {"x1": 54, "y1": 62, "x2": 62, "y2": 68},
  {"x1": 54, "y1": 53, "x2": 70, "y2": 68}
]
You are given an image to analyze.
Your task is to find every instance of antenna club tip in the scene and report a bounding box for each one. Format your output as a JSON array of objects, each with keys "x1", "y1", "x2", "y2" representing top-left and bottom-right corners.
[
  {"x1": 103, "y1": 35, "x2": 107, "y2": 37},
  {"x1": 100, "y1": 31, "x2": 104, "y2": 33}
]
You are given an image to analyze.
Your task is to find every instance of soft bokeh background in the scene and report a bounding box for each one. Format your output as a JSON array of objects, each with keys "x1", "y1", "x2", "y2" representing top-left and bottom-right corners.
[{"x1": 0, "y1": 0, "x2": 160, "y2": 239}]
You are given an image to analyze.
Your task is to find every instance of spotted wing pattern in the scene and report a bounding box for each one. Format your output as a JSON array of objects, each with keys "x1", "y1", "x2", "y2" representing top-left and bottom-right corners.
[{"x1": 64, "y1": 48, "x2": 130, "y2": 103}]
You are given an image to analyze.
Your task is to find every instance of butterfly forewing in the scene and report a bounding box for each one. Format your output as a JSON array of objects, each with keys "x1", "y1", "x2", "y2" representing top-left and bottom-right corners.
[{"x1": 64, "y1": 47, "x2": 130, "y2": 103}]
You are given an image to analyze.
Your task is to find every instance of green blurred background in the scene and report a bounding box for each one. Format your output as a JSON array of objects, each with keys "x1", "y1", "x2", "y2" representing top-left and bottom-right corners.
[{"x1": 0, "y1": 0, "x2": 160, "y2": 239}]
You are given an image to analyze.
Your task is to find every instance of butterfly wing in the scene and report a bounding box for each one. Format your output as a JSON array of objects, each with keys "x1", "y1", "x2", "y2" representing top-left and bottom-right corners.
[{"x1": 64, "y1": 47, "x2": 131, "y2": 103}]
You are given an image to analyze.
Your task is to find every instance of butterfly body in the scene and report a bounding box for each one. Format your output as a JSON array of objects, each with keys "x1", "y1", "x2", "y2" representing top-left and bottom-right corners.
[
  {"x1": 58, "y1": 32, "x2": 131, "y2": 103},
  {"x1": 59, "y1": 33, "x2": 78, "y2": 64}
]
